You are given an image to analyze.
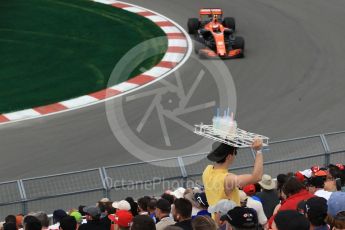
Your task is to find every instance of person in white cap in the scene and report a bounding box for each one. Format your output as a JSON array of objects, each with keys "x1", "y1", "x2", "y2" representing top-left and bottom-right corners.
[
  {"x1": 255, "y1": 174, "x2": 280, "y2": 219},
  {"x1": 112, "y1": 200, "x2": 131, "y2": 211},
  {"x1": 171, "y1": 187, "x2": 186, "y2": 199}
]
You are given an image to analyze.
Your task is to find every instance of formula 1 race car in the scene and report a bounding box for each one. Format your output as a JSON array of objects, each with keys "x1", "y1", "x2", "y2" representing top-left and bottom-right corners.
[{"x1": 187, "y1": 8, "x2": 244, "y2": 59}]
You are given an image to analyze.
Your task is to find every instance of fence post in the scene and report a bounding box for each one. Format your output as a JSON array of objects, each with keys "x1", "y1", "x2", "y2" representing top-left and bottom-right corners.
[
  {"x1": 177, "y1": 157, "x2": 188, "y2": 188},
  {"x1": 320, "y1": 134, "x2": 331, "y2": 166},
  {"x1": 250, "y1": 148, "x2": 256, "y2": 160},
  {"x1": 99, "y1": 168, "x2": 109, "y2": 199},
  {"x1": 18, "y1": 180, "x2": 28, "y2": 214}
]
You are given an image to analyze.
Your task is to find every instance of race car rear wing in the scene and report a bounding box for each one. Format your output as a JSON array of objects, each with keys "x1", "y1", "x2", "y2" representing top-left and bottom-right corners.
[{"x1": 199, "y1": 8, "x2": 223, "y2": 15}]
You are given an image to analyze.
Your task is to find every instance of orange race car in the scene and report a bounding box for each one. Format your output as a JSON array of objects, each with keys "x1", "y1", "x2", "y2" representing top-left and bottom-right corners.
[{"x1": 187, "y1": 8, "x2": 244, "y2": 59}]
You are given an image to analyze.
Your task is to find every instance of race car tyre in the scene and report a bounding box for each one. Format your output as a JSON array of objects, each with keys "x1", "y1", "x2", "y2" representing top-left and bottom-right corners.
[
  {"x1": 233, "y1": 36, "x2": 245, "y2": 50},
  {"x1": 223, "y1": 17, "x2": 236, "y2": 31},
  {"x1": 188, "y1": 18, "x2": 200, "y2": 34}
]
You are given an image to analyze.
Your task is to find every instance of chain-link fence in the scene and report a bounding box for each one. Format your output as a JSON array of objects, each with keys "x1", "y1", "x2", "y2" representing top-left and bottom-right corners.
[{"x1": 0, "y1": 131, "x2": 344, "y2": 219}]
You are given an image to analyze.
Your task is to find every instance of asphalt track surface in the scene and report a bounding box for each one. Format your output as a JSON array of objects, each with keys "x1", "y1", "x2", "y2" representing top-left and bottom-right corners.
[{"x1": 1, "y1": 0, "x2": 345, "y2": 181}]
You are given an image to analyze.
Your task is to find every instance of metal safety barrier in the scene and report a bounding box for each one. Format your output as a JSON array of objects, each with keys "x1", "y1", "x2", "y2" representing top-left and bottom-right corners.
[{"x1": 0, "y1": 131, "x2": 344, "y2": 219}]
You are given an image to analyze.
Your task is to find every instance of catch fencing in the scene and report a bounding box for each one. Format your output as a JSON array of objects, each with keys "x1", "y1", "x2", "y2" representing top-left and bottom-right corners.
[{"x1": 0, "y1": 131, "x2": 344, "y2": 219}]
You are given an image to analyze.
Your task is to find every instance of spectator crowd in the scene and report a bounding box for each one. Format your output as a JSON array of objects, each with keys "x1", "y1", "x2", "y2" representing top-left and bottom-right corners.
[{"x1": 1, "y1": 139, "x2": 345, "y2": 230}]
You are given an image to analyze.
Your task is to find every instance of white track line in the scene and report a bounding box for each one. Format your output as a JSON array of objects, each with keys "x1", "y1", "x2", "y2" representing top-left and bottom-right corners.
[
  {"x1": 60, "y1": 96, "x2": 99, "y2": 108},
  {"x1": 110, "y1": 82, "x2": 139, "y2": 91},
  {"x1": 4, "y1": 109, "x2": 41, "y2": 120}
]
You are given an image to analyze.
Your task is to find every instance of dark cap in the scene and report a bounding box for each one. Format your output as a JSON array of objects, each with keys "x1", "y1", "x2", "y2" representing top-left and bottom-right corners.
[
  {"x1": 274, "y1": 210, "x2": 310, "y2": 230},
  {"x1": 3, "y1": 222, "x2": 17, "y2": 230},
  {"x1": 83, "y1": 206, "x2": 101, "y2": 218},
  {"x1": 297, "y1": 200, "x2": 307, "y2": 215},
  {"x1": 306, "y1": 197, "x2": 327, "y2": 218},
  {"x1": 307, "y1": 176, "x2": 326, "y2": 188},
  {"x1": 194, "y1": 192, "x2": 209, "y2": 208},
  {"x1": 222, "y1": 207, "x2": 258, "y2": 228},
  {"x1": 131, "y1": 215, "x2": 155, "y2": 230},
  {"x1": 53, "y1": 209, "x2": 67, "y2": 223},
  {"x1": 207, "y1": 142, "x2": 237, "y2": 162},
  {"x1": 156, "y1": 198, "x2": 171, "y2": 213},
  {"x1": 297, "y1": 197, "x2": 328, "y2": 217}
]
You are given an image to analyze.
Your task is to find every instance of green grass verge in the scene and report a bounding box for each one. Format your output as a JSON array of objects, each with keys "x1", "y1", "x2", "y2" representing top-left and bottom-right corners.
[{"x1": 0, "y1": 0, "x2": 167, "y2": 113}]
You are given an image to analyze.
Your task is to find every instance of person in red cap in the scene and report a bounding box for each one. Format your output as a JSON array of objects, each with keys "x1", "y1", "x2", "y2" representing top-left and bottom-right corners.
[
  {"x1": 242, "y1": 184, "x2": 263, "y2": 204},
  {"x1": 294, "y1": 171, "x2": 305, "y2": 183},
  {"x1": 109, "y1": 200, "x2": 133, "y2": 230},
  {"x1": 311, "y1": 165, "x2": 321, "y2": 176},
  {"x1": 108, "y1": 209, "x2": 133, "y2": 230},
  {"x1": 243, "y1": 184, "x2": 256, "y2": 196}
]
